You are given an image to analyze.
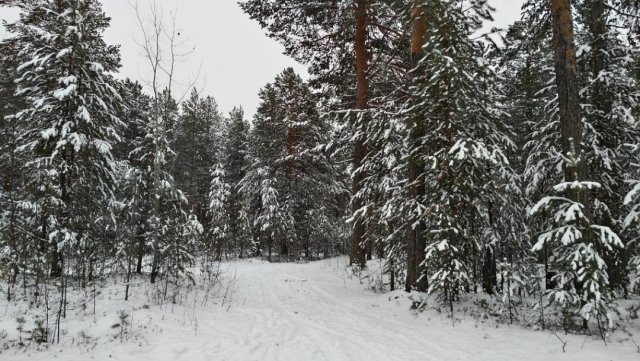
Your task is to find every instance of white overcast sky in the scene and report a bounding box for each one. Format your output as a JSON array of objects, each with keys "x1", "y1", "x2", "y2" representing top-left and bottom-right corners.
[{"x1": 0, "y1": 0, "x2": 524, "y2": 117}]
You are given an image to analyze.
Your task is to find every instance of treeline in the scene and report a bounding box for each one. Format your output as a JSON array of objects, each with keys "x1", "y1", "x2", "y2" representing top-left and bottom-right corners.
[
  {"x1": 0, "y1": 0, "x2": 347, "y2": 304},
  {"x1": 240, "y1": 0, "x2": 640, "y2": 332}
]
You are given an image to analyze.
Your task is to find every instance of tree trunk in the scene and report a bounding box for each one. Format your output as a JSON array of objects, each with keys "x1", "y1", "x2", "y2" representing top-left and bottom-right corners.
[
  {"x1": 216, "y1": 240, "x2": 223, "y2": 262},
  {"x1": 125, "y1": 254, "x2": 132, "y2": 301},
  {"x1": 150, "y1": 252, "x2": 159, "y2": 284},
  {"x1": 136, "y1": 240, "x2": 144, "y2": 274},
  {"x1": 588, "y1": 0, "x2": 607, "y2": 110},
  {"x1": 50, "y1": 250, "x2": 63, "y2": 278},
  {"x1": 482, "y1": 203, "x2": 497, "y2": 294},
  {"x1": 551, "y1": 2, "x2": 588, "y2": 325},
  {"x1": 132, "y1": 219, "x2": 144, "y2": 273},
  {"x1": 287, "y1": 126, "x2": 295, "y2": 175},
  {"x1": 482, "y1": 246, "x2": 497, "y2": 294},
  {"x1": 588, "y1": 12, "x2": 609, "y2": 128},
  {"x1": 390, "y1": 264, "x2": 395, "y2": 291},
  {"x1": 551, "y1": 0, "x2": 583, "y2": 186},
  {"x1": 350, "y1": 0, "x2": 369, "y2": 269},
  {"x1": 405, "y1": 1, "x2": 429, "y2": 293}
]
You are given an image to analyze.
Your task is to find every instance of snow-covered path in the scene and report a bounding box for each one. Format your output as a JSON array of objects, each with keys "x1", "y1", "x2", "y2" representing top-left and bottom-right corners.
[
  {"x1": 225, "y1": 260, "x2": 467, "y2": 361},
  {"x1": 4, "y1": 258, "x2": 637, "y2": 360}
]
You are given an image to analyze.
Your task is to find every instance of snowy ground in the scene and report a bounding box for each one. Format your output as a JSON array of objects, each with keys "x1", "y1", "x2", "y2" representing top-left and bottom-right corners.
[{"x1": 1, "y1": 257, "x2": 639, "y2": 360}]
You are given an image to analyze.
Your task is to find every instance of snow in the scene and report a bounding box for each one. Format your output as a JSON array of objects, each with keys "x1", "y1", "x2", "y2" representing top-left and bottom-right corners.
[
  {"x1": 1, "y1": 258, "x2": 638, "y2": 360},
  {"x1": 52, "y1": 84, "x2": 77, "y2": 100}
]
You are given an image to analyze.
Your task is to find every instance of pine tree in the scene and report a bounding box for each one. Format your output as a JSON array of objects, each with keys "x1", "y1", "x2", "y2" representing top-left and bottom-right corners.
[
  {"x1": 404, "y1": 0, "x2": 429, "y2": 293},
  {"x1": 241, "y1": 0, "x2": 405, "y2": 268},
  {"x1": 529, "y1": 0, "x2": 625, "y2": 333}
]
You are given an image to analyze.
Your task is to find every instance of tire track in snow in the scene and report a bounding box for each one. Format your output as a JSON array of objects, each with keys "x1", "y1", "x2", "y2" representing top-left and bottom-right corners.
[
  {"x1": 260, "y1": 272, "x2": 350, "y2": 361},
  {"x1": 274, "y1": 268, "x2": 477, "y2": 361},
  {"x1": 267, "y1": 275, "x2": 392, "y2": 361}
]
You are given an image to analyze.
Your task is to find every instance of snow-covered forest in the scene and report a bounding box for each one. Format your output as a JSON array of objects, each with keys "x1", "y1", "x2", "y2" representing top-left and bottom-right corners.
[{"x1": 1, "y1": 0, "x2": 640, "y2": 359}]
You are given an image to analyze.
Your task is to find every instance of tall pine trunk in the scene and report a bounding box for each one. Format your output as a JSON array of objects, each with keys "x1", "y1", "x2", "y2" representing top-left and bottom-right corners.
[
  {"x1": 350, "y1": 0, "x2": 369, "y2": 269},
  {"x1": 405, "y1": 1, "x2": 429, "y2": 292},
  {"x1": 482, "y1": 246, "x2": 497, "y2": 294},
  {"x1": 551, "y1": 0, "x2": 583, "y2": 186},
  {"x1": 136, "y1": 225, "x2": 144, "y2": 274},
  {"x1": 551, "y1": 0, "x2": 587, "y2": 329}
]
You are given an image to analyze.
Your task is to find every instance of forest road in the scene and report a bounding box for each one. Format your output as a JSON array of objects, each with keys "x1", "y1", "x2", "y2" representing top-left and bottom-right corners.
[{"x1": 222, "y1": 259, "x2": 476, "y2": 361}]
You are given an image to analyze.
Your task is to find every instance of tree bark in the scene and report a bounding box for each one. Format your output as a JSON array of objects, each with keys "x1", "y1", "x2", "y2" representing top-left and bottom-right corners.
[
  {"x1": 551, "y1": 0, "x2": 583, "y2": 187},
  {"x1": 350, "y1": 0, "x2": 369, "y2": 269},
  {"x1": 150, "y1": 253, "x2": 159, "y2": 284},
  {"x1": 135, "y1": 225, "x2": 144, "y2": 274},
  {"x1": 551, "y1": 2, "x2": 587, "y2": 329},
  {"x1": 482, "y1": 246, "x2": 497, "y2": 294},
  {"x1": 405, "y1": 0, "x2": 429, "y2": 293}
]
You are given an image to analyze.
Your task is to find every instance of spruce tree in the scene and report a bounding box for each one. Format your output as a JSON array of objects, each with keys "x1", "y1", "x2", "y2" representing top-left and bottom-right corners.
[
  {"x1": 127, "y1": 88, "x2": 191, "y2": 284},
  {"x1": 0, "y1": 36, "x2": 27, "y2": 295},
  {"x1": 207, "y1": 162, "x2": 231, "y2": 261},
  {"x1": 173, "y1": 90, "x2": 222, "y2": 230},
  {"x1": 8, "y1": 0, "x2": 123, "y2": 284},
  {"x1": 114, "y1": 80, "x2": 152, "y2": 274},
  {"x1": 574, "y1": 0, "x2": 640, "y2": 291},
  {"x1": 224, "y1": 106, "x2": 250, "y2": 257},
  {"x1": 411, "y1": 0, "x2": 514, "y2": 313}
]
